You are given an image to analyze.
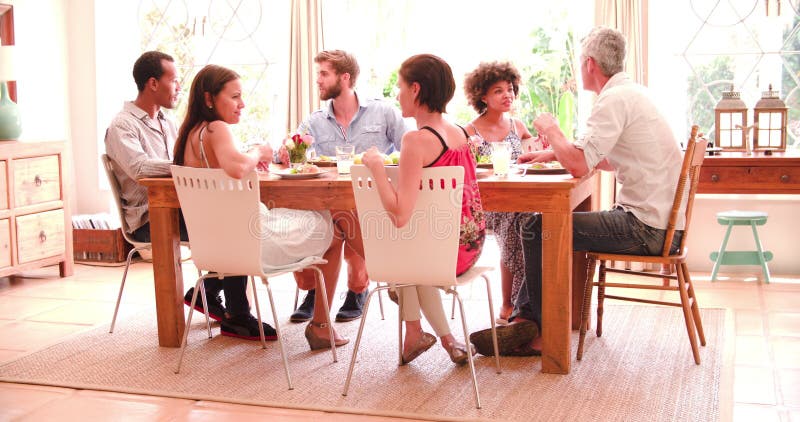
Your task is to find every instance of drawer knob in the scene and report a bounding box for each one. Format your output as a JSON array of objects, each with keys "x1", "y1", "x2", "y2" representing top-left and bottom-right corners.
[
  {"x1": 781, "y1": 174, "x2": 790, "y2": 183},
  {"x1": 38, "y1": 230, "x2": 47, "y2": 243},
  {"x1": 710, "y1": 174, "x2": 719, "y2": 183},
  {"x1": 34, "y1": 175, "x2": 42, "y2": 187}
]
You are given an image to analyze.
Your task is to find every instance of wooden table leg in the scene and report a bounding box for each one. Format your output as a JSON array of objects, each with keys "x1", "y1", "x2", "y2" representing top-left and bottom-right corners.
[
  {"x1": 150, "y1": 206, "x2": 184, "y2": 347},
  {"x1": 541, "y1": 211, "x2": 571, "y2": 374}
]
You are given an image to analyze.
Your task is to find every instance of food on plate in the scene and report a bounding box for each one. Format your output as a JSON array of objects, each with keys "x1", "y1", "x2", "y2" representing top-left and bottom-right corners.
[
  {"x1": 389, "y1": 151, "x2": 400, "y2": 164},
  {"x1": 476, "y1": 155, "x2": 492, "y2": 164},
  {"x1": 353, "y1": 153, "x2": 363, "y2": 164},
  {"x1": 529, "y1": 161, "x2": 563, "y2": 170},
  {"x1": 289, "y1": 163, "x2": 321, "y2": 174},
  {"x1": 316, "y1": 155, "x2": 334, "y2": 162}
]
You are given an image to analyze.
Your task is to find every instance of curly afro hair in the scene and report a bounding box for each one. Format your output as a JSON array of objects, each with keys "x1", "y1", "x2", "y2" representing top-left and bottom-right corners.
[{"x1": 463, "y1": 61, "x2": 521, "y2": 114}]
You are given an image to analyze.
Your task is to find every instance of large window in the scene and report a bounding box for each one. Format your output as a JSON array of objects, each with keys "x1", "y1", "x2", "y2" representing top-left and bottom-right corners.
[
  {"x1": 650, "y1": 0, "x2": 799, "y2": 149},
  {"x1": 322, "y1": 0, "x2": 593, "y2": 137},
  {"x1": 96, "y1": 0, "x2": 290, "y2": 149}
]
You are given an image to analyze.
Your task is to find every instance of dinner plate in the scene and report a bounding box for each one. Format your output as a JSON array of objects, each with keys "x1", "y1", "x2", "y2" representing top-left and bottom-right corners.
[
  {"x1": 475, "y1": 168, "x2": 492, "y2": 178},
  {"x1": 274, "y1": 170, "x2": 325, "y2": 180},
  {"x1": 476, "y1": 162, "x2": 493, "y2": 169},
  {"x1": 309, "y1": 159, "x2": 337, "y2": 167},
  {"x1": 519, "y1": 165, "x2": 569, "y2": 175}
]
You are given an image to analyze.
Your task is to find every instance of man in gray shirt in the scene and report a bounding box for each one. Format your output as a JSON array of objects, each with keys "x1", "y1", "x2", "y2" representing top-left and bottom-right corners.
[
  {"x1": 104, "y1": 52, "x2": 277, "y2": 341},
  {"x1": 284, "y1": 50, "x2": 407, "y2": 324}
]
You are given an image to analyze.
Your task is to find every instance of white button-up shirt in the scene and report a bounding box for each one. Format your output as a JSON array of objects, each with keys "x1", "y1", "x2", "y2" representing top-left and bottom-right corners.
[{"x1": 574, "y1": 73, "x2": 684, "y2": 230}]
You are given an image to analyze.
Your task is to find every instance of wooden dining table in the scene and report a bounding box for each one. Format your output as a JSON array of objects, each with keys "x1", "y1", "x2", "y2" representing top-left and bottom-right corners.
[{"x1": 140, "y1": 167, "x2": 599, "y2": 374}]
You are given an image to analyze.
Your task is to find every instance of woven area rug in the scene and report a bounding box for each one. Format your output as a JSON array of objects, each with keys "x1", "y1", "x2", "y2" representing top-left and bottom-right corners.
[{"x1": 0, "y1": 305, "x2": 731, "y2": 421}]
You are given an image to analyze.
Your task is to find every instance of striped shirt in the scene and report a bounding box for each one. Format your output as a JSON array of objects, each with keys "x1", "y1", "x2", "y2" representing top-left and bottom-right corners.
[{"x1": 104, "y1": 101, "x2": 177, "y2": 233}]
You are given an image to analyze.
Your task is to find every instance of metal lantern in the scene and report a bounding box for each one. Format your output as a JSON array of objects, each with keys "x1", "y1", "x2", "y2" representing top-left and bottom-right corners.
[
  {"x1": 714, "y1": 85, "x2": 748, "y2": 151},
  {"x1": 753, "y1": 84, "x2": 787, "y2": 151}
]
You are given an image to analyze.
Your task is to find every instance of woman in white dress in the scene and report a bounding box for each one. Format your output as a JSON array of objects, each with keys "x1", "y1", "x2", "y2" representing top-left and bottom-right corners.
[{"x1": 173, "y1": 64, "x2": 333, "y2": 342}]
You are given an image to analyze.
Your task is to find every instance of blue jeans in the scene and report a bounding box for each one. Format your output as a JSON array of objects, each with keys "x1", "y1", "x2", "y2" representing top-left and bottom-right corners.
[{"x1": 512, "y1": 208, "x2": 682, "y2": 326}]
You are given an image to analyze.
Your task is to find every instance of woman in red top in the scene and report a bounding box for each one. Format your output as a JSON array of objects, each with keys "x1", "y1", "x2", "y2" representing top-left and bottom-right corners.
[{"x1": 362, "y1": 54, "x2": 485, "y2": 365}]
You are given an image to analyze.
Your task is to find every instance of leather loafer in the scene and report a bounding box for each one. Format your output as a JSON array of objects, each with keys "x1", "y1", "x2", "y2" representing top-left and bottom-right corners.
[{"x1": 469, "y1": 320, "x2": 538, "y2": 357}]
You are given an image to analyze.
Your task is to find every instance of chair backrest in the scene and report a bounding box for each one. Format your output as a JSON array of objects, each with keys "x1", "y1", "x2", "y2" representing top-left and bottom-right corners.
[
  {"x1": 350, "y1": 165, "x2": 464, "y2": 285},
  {"x1": 661, "y1": 125, "x2": 707, "y2": 256},
  {"x1": 101, "y1": 154, "x2": 148, "y2": 247},
  {"x1": 171, "y1": 165, "x2": 263, "y2": 275}
]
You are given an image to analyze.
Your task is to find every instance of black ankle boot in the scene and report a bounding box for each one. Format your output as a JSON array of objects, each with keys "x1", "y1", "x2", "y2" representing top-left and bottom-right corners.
[{"x1": 290, "y1": 289, "x2": 315, "y2": 323}]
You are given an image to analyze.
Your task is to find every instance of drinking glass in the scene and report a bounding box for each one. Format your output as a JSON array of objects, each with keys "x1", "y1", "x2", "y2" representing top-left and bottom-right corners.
[
  {"x1": 336, "y1": 145, "x2": 355, "y2": 174},
  {"x1": 491, "y1": 142, "x2": 511, "y2": 177},
  {"x1": 306, "y1": 147, "x2": 318, "y2": 161}
]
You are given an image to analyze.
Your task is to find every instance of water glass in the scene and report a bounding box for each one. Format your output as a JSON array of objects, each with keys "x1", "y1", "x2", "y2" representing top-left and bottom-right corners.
[
  {"x1": 491, "y1": 142, "x2": 511, "y2": 177},
  {"x1": 336, "y1": 144, "x2": 355, "y2": 174},
  {"x1": 306, "y1": 147, "x2": 318, "y2": 161}
]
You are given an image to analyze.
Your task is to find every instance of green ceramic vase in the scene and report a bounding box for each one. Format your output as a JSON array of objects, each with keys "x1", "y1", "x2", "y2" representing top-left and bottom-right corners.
[{"x1": 0, "y1": 82, "x2": 22, "y2": 140}]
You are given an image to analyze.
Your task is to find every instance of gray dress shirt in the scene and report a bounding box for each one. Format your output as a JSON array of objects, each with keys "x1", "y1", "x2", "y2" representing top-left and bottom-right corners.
[{"x1": 104, "y1": 101, "x2": 177, "y2": 233}]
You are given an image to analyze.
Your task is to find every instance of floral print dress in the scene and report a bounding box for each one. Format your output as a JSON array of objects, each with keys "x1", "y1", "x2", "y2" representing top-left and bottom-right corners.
[{"x1": 468, "y1": 119, "x2": 541, "y2": 302}]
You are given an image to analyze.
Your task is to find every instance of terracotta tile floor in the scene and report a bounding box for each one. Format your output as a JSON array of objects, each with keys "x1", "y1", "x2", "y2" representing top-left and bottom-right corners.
[{"x1": 0, "y1": 246, "x2": 798, "y2": 421}]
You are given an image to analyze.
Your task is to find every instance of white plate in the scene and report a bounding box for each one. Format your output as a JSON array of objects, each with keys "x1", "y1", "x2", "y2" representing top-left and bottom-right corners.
[
  {"x1": 475, "y1": 168, "x2": 492, "y2": 178},
  {"x1": 274, "y1": 170, "x2": 325, "y2": 180}
]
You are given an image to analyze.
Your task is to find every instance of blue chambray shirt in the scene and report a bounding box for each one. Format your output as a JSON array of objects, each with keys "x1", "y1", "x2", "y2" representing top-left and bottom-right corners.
[{"x1": 297, "y1": 94, "x2": 408, "y2": 157}]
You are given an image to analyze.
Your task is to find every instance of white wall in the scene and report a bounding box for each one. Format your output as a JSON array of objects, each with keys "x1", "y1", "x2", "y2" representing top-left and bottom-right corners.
[{"x1": 687, "y1": 195, "x2": 800, "y2": 277}]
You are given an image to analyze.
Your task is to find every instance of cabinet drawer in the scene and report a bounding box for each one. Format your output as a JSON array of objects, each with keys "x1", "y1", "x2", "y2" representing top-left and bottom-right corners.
[
  {"x1": 14, "y1": 155, "x2": 61, "y2": 206},
  {"x1": 0, "y1": 160, "x2": 7, "y2": 209},
  {"x1": 701, "y1": 166, "x2": 800, "y2": 193},
  {"x1": 16, "y1": 209, "x2": 65, "y2": 264},
  {"x1": 0, "y1": 218, "x2": 10, "y2": 268}
]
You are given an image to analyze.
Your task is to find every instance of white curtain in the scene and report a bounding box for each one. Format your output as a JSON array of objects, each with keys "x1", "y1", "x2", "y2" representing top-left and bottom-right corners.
[
  {"x1": 287, "y1": 0, "x2": 324, "y2": 133},
  {"x1": 595, "y1": 0, "x2": 648, "y2": 85}
]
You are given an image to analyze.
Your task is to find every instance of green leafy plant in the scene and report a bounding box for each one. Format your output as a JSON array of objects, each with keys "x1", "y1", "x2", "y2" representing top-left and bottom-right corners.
[{"x1": 517, "y1": 27, "x2": 578, "y2": 139}]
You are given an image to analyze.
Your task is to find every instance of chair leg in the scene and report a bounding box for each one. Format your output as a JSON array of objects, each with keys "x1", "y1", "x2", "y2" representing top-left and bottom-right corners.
[
  {"x1": 397, "y1": 286, "x2": 405, "y2": 366},
  {"x1": 479, "y1": 274, "x2": 501, "y2": 373},
  {"x1": 681, "y1": 263, "x2": 706, "y2": 346},
  {"x1": 450, "y1": 286, "x2": 457, "y2": 320},
  {"x1": 750, "y1": 222, "x2": 771, "y2": 283},
  {"x1": 677, "y1": 265, "x2": 701, "y2": 365},
  {"x1": 377, "y1": 284, "x2": 385, "y2": 320},
  {"x1": 109, "y1": 247, "x2": 139, "y2": 333},
  {"x1": 175, "y1": 278, "x2": 205, "y2": 374},
  {"x1": 596, "y1": 261, "x2": 607, "y2": 338},
  {"x1": 577, "y1": 256, "x2": 597, "y2": 360},
  {"x1": 310, "y1": 266, "x2": 337, "y2": 362},
  {"x1": 710, "y1": 223, "x2": 733, "y2": 282},
  {"x1": 293, "y1": 285, "x2": 300, "y2": 311},
  {"x1": 451, "y1": 290, "x2": 482, "y2": 409},
  {"x1": 342, "y1": 285, "x2": 385, "y2": 396},
  {"x1": 250, "y1": 277, "x2": 268, "y2": 349},
  {"x1": 260, "y1": 277, "x2": 293, "y2": 390},
  {"x1": 197, "y1": 281, "x2": 212, "y2": 339}
]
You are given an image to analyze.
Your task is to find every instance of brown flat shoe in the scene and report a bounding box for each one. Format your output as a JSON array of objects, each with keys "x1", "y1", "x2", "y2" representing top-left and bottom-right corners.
[
  {"x1": 443, "y1": 340, "x2": 476, "y2": 365},
  {"x1": 401, "y1": 332, "x2": 436, "y2": 365}
]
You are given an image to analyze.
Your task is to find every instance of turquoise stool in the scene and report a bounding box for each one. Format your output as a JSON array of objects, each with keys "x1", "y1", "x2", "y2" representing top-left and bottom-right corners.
[{"x1": 710, "y1": 210, "x2": 772, "y2": 283}]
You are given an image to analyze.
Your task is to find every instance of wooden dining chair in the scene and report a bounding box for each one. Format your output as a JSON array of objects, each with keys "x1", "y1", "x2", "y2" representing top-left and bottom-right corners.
[
  {"x1": 342, "y1": 165, "x2": 500, "y2": 409},
  {"x1": 576, "y1": 125, "x2": 708, "y2": 364},
  {"x1": 170, "y1": 166, "x2": 337, "y2": 390}
]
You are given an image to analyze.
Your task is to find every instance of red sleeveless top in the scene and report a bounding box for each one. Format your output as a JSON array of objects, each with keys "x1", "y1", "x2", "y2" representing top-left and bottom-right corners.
[{"x1": 421, "y1": 126, "x2": 486, "y2": 275}]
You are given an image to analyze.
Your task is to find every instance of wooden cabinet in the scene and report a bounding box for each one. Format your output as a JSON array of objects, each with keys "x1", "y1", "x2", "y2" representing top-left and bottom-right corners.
[
  {"x1": 0, "y1": 141, "x2": 73, "y2": 277},
  {"x1": 698, "y1": 152, "x2": 800, "y2": 194}
]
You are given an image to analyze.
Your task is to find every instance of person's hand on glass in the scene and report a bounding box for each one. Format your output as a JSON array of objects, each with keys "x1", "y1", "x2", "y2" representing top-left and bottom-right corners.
[
  {"x1": 277, "y1": 144, "x2": 290, "y2": 169},
  {"x1": 361, "y1": 146, "x2": 384, "y2": 172}
]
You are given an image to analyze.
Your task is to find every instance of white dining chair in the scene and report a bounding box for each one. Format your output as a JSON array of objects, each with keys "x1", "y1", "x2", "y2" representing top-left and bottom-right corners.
[
  {"x1": 170, "y1": 165, "x2": 337, "y2": 390},
  {"x1": 101, "y1": 154, "x2": 201, "y2": 333},
  {"x1": 342, "y1": 165, "x2": 500, "y2": 409}
]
